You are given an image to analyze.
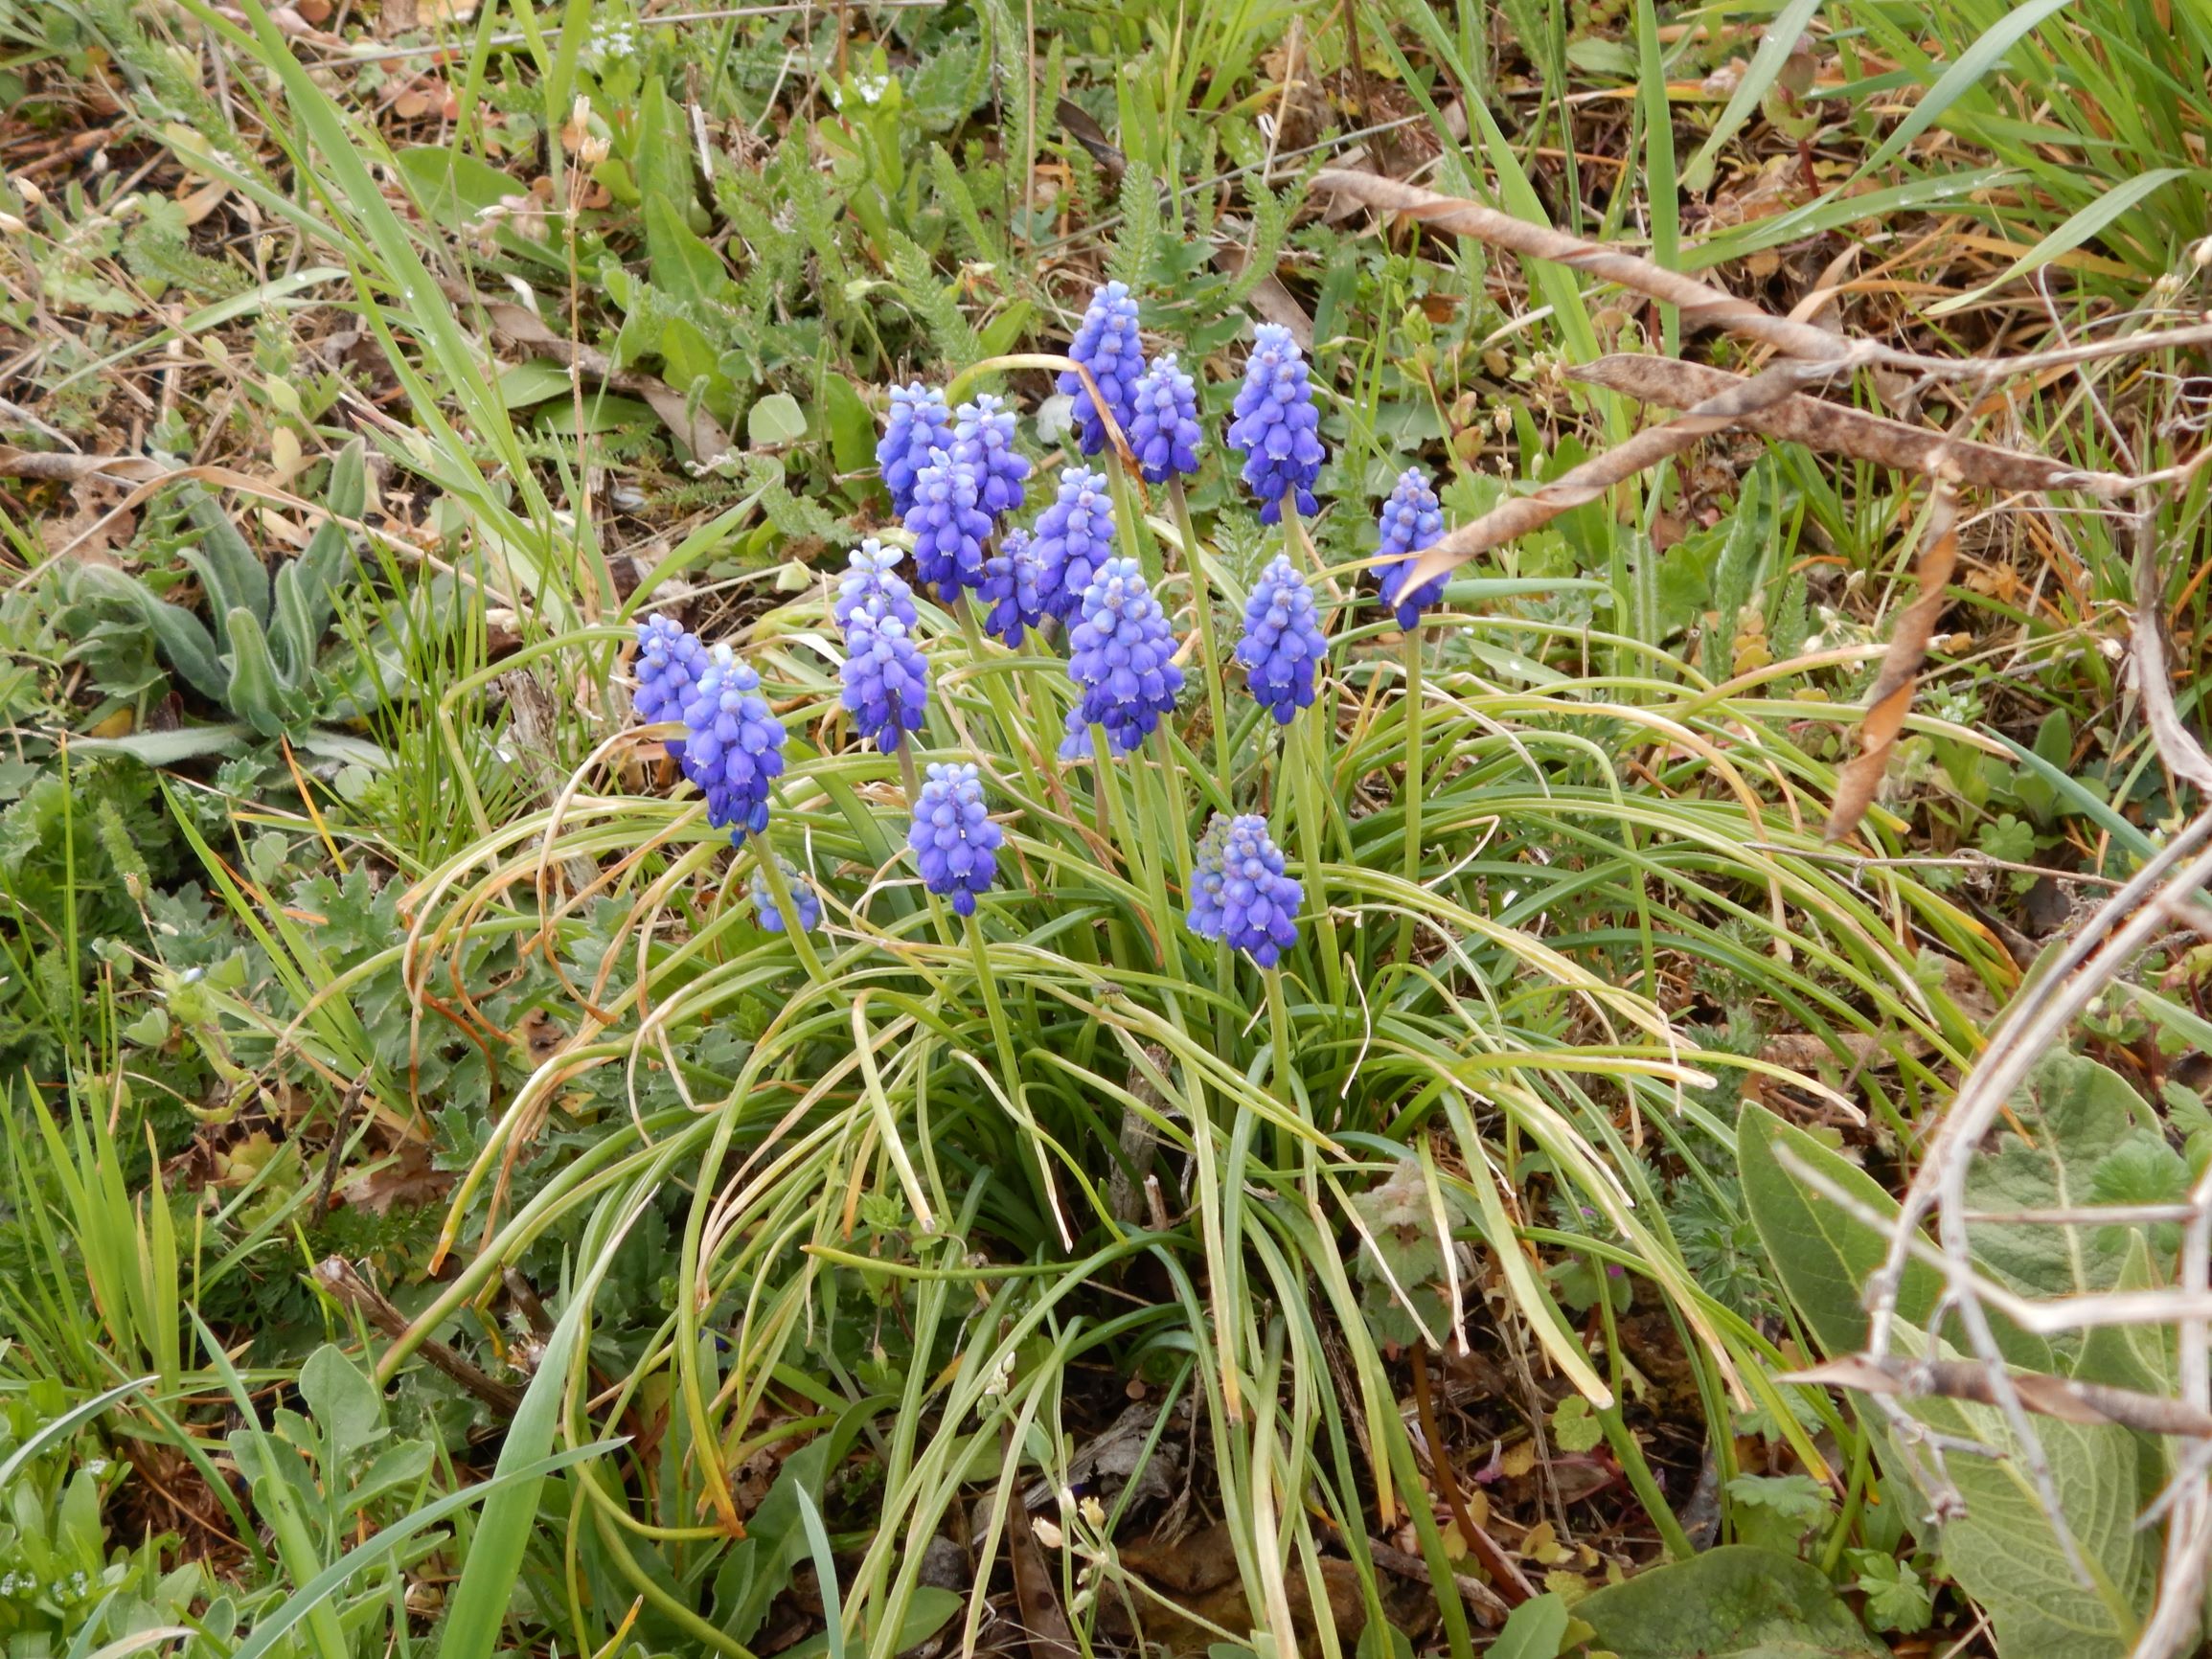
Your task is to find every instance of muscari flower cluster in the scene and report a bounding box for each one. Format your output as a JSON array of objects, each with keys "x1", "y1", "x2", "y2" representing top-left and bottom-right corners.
[
  {"x1": 908, "y1": 761, "x2": 1003, "y2": 916},
  {"x1": 1031, "y1": 466, "x2": 1116, "y2": 625},
  {"x1": 1186, "y1": 813, "x2": 1302, "y2": 967},
  {"x1": 1226, "y1": 323, "x2": 1324, "y2": 524},
  {"x1": 1062, "y1": 557, "x2": 1185, "y2": 758},
  {"x1": 1127, "y1": 352, "x2": 1202, "y2": 485},
  {"x1": 1376, "y1": 467, "x2": 1447, "y2": 630},
  {"x1": 1059, "y1": 280, "x2": 1143, "y2": 456},
  {"x1": 634, "y1": 618, "x2": 787, "y2": 843},
  {"x1": 748, "y1": 855, "x2": 822, "y2": 934},
  {"x1": 1234, "y1": 555, "x2": 1326, "y2": 725},
  {"x1": 629, "y1": 287, "x2": 1462, "y2": 958},
  {"x1": 877, "y1": 384, "x2": 953, "y2": 518},
  {"x1": 836, "y1": 539, "x2": 931, "y2": 754}
]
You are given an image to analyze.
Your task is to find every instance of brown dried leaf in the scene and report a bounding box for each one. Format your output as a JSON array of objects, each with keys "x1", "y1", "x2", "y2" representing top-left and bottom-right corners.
[{"x1": 341, "y1": 1141, "x2": 454, "y2": 1216}]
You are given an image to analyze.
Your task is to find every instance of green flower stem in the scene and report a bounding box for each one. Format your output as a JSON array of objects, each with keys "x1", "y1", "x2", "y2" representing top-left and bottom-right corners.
[
  {"x1": 896, "y1": 739, "x2": 924, "y2": 811},
  {"x1": 1595, "y1": 1273, "x2": 1695, "y2": 1559},
  {"x1": 1393, "y1": 626, "x2": 1425, "y2": 968},
  {"x1": 1106, "y1": 454, "x2": 1159, "y2": 590},
  {"x1": 1168, "y1": 480, "x2": 1235, "y2": 802},
  {"x1": 954, "y1": 598, "x2": 1049, "y2": 803},
  {"x1": 966, "y1": 912, "x2": 1070, "y2": 1248},
  {"x1": 1284, "y1": 703, "x2": 1345, "y2": 1012},
  {"x1": 1149, "y1": 725, "x2": 1196, "y2": 909},
  {"x1": 1265, "y1": 967, "x2": 1299, "y2": 1171},
  {"x1": 753, "y1": 841, "x2": 828, "y2": 985}
]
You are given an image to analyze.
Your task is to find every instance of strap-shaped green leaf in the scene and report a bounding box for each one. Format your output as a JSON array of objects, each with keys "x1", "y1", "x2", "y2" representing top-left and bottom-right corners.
[
  {"x1": 83, "y1": 566, "x2": 228, "y2": 700},
  {"x1": 222, "y1": 608, "x2": 309, "y2": 738},
  {"x1": 271, "y1": 440, "x2": 366, "y2": 680},
  {"x1": 182, "y1": 487, "x2": 273, "y2": 637}
]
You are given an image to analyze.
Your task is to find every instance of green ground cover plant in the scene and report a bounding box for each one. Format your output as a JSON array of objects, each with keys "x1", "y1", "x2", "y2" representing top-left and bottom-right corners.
[{"x1": 2, "y1": 1, "x2": 2211, "y2": 1656}]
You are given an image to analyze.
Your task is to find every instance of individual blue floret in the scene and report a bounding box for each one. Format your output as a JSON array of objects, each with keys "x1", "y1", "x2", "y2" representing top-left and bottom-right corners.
[
  {"x1": 1234, "y1": 555, "x2": 1327, "y2": 725},
  {"x1": 834, "y1": 537, "x2": 921, "y2": 632},
  {"x1": 1225, "y1": 323, "x2": 1325, "y2": 524},
  {"x1": 748, "y1": 855, "x2": 822, "y2": 934},
  {"x1": 1057, "y1": 281, "x2": 1143, "y2": 457},
  {"x1": 1065, "y1": 557, "x2": 1184, "y2": 756},
  {"x1": 904, "y1": 446, "x2": 994, "y2": 602},
  {"x1": 907, "y1": 761, "x2": 1003, "y2": 917},
  {"x1": 634, "y1": 614, "x2": 708, "y2": 761},
  {"x1": 980, "y1": 527, "x2": 1046, "y2": 648},
  {"x1": 878, "y1": 383, "x2": 954, "y2": 518},
  {"x1": 1127, "y1": 352, "x2": 1203, "y2": 485},
  {"x1": 840, "y1": 611, "x2": 931, "y2": 753},
  {"x1": 1375, "y1": 468, "x2": 1448, "y2": 630},
  {"x1": 678, "y1": 645, "x2": 787, "y2": 842},
  {"x1": 1185, "y1": 812, "x2": 1302, "y2": 967},
  {"x1": 1031, "y1": 466, "x2": 1117, "y2": 624},
  {"x1": 951, "y1": 393, "x2": 1032, "y2": 521}
]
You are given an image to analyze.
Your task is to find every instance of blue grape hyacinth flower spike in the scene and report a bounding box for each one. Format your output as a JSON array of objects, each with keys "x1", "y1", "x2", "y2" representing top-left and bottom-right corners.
[
  {"x1": 1186, "y1": 812, "x2": 1302, "y2": 967},
  {"x1": 878, "y1": 383, "x2": 953, "y2": 518},
  {"x1": 1032, "y1": 466, "x2": 1117, "y2": 624},
  {"x1": 908, "y1": 761, "x2": 1003, "y2": 917},
  {"x1": 1127, "y1": 352, "x2": 1203, "y2": 485},
  {"x1": 634, "y1": 614, "x2": 707, "y2": 761},
  {"x1": 834, "y1": 537, "x2": 921, "y2": 632},
  {"x1": 1226, "y1": 322, "x2": 1325, "y2": 525},
  {"x1": 1057, "y1": 280, "x2": 1143, "y2": 457},
  {"x1": 905, "y1": 446, "x2": 993, "y2": 602},
  {"x1": 952, "y1": 392, "x2": 1032, "y2": 521},
  {"x1": 1234, "y1": 555, "x2": 1326, "y2": 725},
  {"x1": 1064, "y1": 556, "x2": 1184, "y2": 757},
  {"x1": 980, "y1": 527, "x2": 1046, "y2": 648},
  {"x1": 678, "y1": 645, "x2": 787, "y2": 841},
  {"x1": 748, "y1": 856, "x2": 821, "y2": 935},
  {"x1": 840, "y1": 611, "x2": 930, "y2": 754},
  {"x1": 1376, "y1": 468, "x2": 1448, "y2": 631}
]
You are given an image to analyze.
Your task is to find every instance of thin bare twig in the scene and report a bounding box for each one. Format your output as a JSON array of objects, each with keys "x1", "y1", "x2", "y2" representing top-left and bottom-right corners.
[{"x1": 1573, "y1": 355, "x2": 2140, "y2": 497}]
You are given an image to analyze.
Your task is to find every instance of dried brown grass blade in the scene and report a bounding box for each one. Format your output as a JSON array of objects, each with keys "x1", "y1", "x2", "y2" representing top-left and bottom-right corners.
[
  {"x1": 2131, "y1": 509, "x2": 2212, "y2": 795},
  {"x1": 1573, "y1": 356, "x2": 2139, "y2": 498},
  {"x1": 1825, "y1": 480, "x2": 1961, "y2": 842}
]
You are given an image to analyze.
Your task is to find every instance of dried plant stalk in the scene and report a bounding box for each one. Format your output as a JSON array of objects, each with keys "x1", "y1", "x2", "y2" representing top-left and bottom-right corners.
[
  {"x1": 1825, "y1": 480, "x2": 1960, "y2": 841},
  {"x1": 1392, "y1": 362, "x2": 1809, "y2": 594},
  {"x1": 1574, "y1": 355, "x2": 2140, "y2": 498},
  {"x1": 1312, "y1": 170, "x2": 1853, "y2": 362}
]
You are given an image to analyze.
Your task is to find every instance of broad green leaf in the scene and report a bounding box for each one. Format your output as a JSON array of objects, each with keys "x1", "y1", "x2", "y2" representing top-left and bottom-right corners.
[
  {"x1": 1575, "y1": 1546, "x2": 1882, "y2": 1657},
  {"x1": 84, "y1": 568, "x2": 226, "y2": 700},
  {"x1": 1489, "y1": 1591, "x2": 1570, "y2": 1659},
  {"x1": 824, "y1": 375, "x2": 878, "y2": 476},
  {"x1": 1965, "y1": 1053, "x2": 2144, "y2": 1306},
  {"x1": 1881, "y1": 1331, "x2": 2152, "y2": 1659},
  {"x1": 221, "y1": 608, "x2": 307, "y2": 738},
  {"x1": 297, "y1": 1345, "x2": 383, "y2": 1471},
  {"x1": 645, "y1": 193, "x2": 735, "y2": 309},
  {"x1": 748, "y1": 393, "x2": 810, "y2": 448},
  {"x1": 68, "y1": 724, "x2": 254, "y2": 765},
  {"x1": 1736, "y1": 1104, "x2": 1944, "y2": 1358}
]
